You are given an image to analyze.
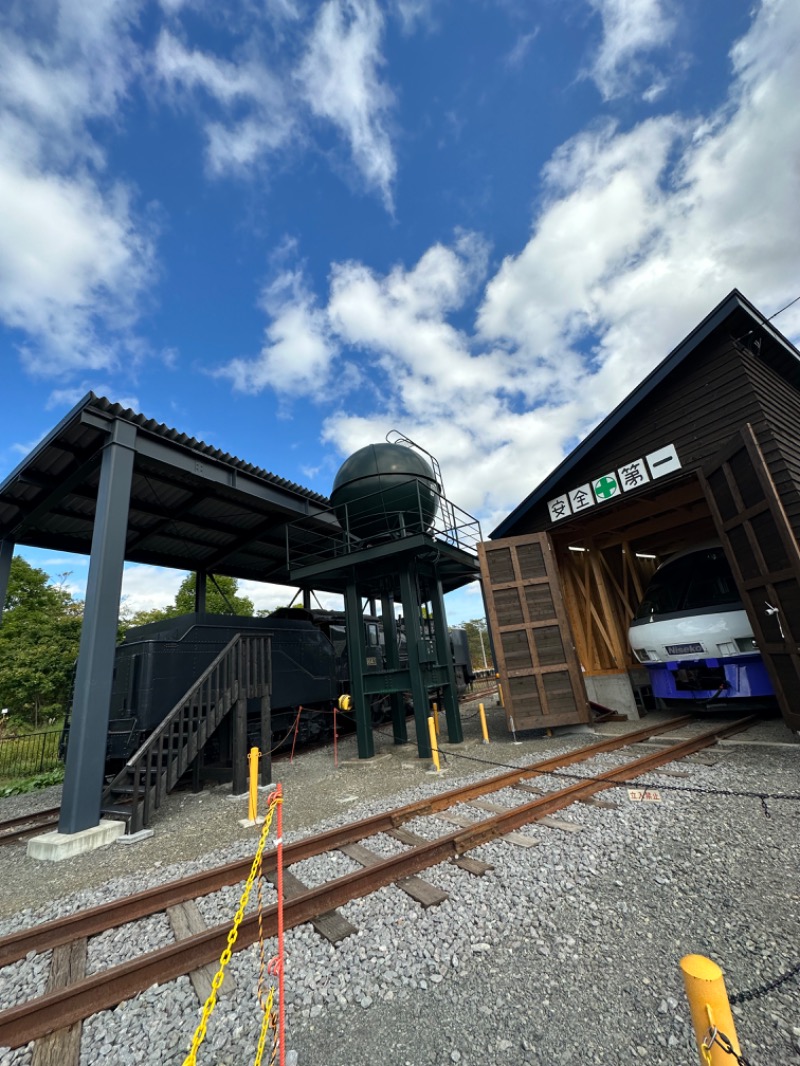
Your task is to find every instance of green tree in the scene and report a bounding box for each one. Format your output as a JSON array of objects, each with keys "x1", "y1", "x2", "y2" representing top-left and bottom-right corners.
[
  {"x1": 0, "y1": 558, "x2": 83, "y2": 727},
  {"x1": 461, "y1": 617, "x2": 493, "y2": 672},
  {"x1": 122, "y1": 572, "x2": 255, "y2": 629}
]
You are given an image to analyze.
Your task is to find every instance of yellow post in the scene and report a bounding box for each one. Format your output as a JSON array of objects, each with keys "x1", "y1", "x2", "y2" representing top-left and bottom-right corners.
[
  {"x1": 432, "y1": 701, "x2": 440, "y2": 735},
  {"x1": 478, "y1": 702, "x2": 490, "y2": 744},
  {"x1": 248, "y1": 746, "x2": 260, "y2": 822},
  {"x1": 680, "y1": 954, "x2": 743, "y2": 1065},
  {"x1": 497, "y1": 679, "x2": 505, "y2": 708},
  {"x1": 427, "y1": 715, "x2": 440, "y2": 772}
]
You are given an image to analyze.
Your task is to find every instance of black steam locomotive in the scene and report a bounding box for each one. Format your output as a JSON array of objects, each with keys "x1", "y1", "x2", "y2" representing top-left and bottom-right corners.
[{"x1": 102, "y1": 607, "x2": 474, "y2": 762}]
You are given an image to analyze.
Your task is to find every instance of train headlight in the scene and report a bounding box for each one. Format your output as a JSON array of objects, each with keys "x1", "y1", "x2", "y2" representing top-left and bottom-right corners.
[
  {"x1": 735, "y1": 637, "x2": 758, "y2": 653},
  {"x1": 633, "y1": 648, "x2": 660, "y2": 663}
]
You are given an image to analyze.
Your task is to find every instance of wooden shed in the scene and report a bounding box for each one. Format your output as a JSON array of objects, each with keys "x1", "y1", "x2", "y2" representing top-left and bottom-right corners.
[{"x1": 480, "y1": 289, "x2": 800, "y2": 735}]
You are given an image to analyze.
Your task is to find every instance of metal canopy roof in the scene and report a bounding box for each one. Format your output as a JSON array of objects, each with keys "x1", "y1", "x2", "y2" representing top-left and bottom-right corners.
[{"x1": 0, "y1": 393, "x2": 337, "y2": 587}]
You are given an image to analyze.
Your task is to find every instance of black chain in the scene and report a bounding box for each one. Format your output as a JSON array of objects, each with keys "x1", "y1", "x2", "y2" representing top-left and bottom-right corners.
[
  {"x1": 704, "y1": 1028, "x2": 754, "y2": 1066},
  {"x1": 730, "y1": 959, "x2": 800, "y2": 1005},
  {"x1": 379, "y1": 726, "x2": 800, "y2": 812}
]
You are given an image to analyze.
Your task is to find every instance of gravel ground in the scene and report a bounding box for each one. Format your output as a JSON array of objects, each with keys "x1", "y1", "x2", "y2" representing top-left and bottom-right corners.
[{"x1": 0, "y1": 699, "x2": 798, "y2": 1066}]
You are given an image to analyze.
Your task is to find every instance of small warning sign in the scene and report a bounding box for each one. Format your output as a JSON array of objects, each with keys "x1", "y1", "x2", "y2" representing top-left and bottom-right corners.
[{"x1": 627, "y1": 788, "x2": 662, "y2": 802}]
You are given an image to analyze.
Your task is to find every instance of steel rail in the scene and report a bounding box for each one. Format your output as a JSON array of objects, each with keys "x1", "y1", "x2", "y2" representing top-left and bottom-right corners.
[
  {"x1": 0, "y1": 814, "x2": 60, "y2": 846},
  {"x1": 0, "y1": 714, "x2": 694, "y2": 968},
  {"x1": 0, "y1": 715, "x2": 753, "y2": 1048}
]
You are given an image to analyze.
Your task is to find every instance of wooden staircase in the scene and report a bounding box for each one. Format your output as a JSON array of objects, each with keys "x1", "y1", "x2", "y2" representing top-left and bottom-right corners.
[{"x1": 102, "y1": 634, "x2": 270, "y2": 834}]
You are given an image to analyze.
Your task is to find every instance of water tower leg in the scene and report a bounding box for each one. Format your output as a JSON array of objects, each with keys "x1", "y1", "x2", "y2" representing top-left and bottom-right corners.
[
  {"x1": 399, "y1": 565, "x2": 432, "y2": 759},
  {"x1": 381, "y1": 594, "x2": 407, "y2": 743},
  {"x1": 431, "y1": 575, "x2": 462, "y2": 743},
  {"x1": 345, "y1": 580, "x2": 374, "y2": 758}
]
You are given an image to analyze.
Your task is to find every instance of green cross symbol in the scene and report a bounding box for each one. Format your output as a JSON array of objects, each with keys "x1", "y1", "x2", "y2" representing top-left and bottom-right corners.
[{"x1": 594, "y1": 476, "x2": 618, "y2": 500}]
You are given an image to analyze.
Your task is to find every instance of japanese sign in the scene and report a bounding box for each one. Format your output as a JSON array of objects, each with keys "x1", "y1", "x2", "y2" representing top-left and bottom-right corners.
[
  {"x1": 568, "y1": 484, "x2": 595, "y2": 514},
  {"x1": 547, "y1": 443, "x2": 682, "y2": 522},
  {"x1": 645, "y1": 443, "x2": 681, "y2": 478},
  {"x1": 593, "y1": 473, "x2": 620, "y2": 501},
  {"x1": 627, "y1": 788, "x2": 662, "y2": 802}
]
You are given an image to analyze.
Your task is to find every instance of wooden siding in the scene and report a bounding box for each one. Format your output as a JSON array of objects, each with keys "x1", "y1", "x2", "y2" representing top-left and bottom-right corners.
[
  {"x1": 511, "y1": 334, "x2": 768, "y2": 535},
  {"x1": 739, "y1": 346, "x2": 800, "y2": 548}
]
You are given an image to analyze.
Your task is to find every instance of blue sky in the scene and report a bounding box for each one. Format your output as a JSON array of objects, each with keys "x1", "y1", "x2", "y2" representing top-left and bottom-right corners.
[{"x1": 1, "y1": 0, "x2": 799, "y2": 625}]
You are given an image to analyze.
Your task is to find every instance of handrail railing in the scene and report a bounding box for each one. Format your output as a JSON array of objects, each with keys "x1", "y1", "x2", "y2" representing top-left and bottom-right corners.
[
  {"x1": 103, "y1": 633, "x2": 271, "y2": 833},
  {"x1": 287, "y1": 478, "x2": 482, "y2": 573}
]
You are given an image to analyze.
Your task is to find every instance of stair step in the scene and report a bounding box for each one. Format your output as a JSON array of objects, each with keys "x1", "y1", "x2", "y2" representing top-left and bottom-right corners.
[{"x1": 100, "y1": 803, "x2": 133, "y2": 818}]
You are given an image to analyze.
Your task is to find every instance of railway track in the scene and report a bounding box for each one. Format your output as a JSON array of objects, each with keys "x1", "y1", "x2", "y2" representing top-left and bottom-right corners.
[
  {"x1": 0, "y1": 692, "x2": 495, "y2": 848},
  {"x1": 0, "y1": 806, "x2": 60, "y2": 847},
  {"x1": 0, "y1": 714, "x2": 753, "y2": 1050}
]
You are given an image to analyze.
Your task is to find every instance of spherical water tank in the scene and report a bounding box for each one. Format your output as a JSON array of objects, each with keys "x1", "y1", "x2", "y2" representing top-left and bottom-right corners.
[{"x1": 331, "y1": 443, "x2": 439, "y2": 539}]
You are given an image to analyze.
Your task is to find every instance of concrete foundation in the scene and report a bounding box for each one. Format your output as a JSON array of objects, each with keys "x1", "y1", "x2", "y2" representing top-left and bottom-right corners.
[
  {"x1": 584, "y1": 672, "x2": 640, "y2": 720},
  {"x1": 26, "y1": 819, "x2": 126, "y2": 862}
]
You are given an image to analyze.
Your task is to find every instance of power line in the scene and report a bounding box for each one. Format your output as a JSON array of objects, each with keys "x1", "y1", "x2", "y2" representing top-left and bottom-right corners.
[{"x1": 767, "y1": 293, "x2": 800, "y2": 321}]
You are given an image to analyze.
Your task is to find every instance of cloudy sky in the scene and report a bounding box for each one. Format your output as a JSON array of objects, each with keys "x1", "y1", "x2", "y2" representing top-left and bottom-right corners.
[{"x1": 1, "y1": 0, "x2": 799, "y2": 623}]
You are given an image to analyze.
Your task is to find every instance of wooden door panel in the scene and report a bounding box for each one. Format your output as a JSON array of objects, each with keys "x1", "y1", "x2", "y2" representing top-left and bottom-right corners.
[
  {"x1": 699, "y1": 424, "x2": 800, "y2": 732},
  {"x1": 479, "y1": 532, "x2": 590, "y2": 731}
]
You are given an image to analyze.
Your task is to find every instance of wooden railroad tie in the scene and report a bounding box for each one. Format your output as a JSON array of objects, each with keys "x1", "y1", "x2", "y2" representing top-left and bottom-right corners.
[
  {"x1": 168, "y1": 901, "x2": 236, "y2": 1003},
  {"x1": 338, "y1": 842, "x2": 449, "y2": 908},
  {"x1": 513, "y1": 781, "x2": 618, "y2": 811},
  {"x1": 387, "y1": 826, "x2": 494, "y2": 877},
  {"x1": 267, "y1": 871, "x2": 357, "y2": 945},
  {"x1": 435, "y1": 807, "x2": 540, "y2": 847},
  {"x1": 32, "y1": 938, "x2": 87, "y2": 1066}
]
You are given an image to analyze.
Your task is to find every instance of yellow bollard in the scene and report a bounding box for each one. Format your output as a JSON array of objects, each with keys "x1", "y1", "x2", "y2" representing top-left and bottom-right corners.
[
  {"x1": 680, "y1": 954, "x2": 743, "y2": 1065},
  {"x1": 427, "y1": 715, "x2": 441, "y2": 772},
  {"x1": 248, "y1": 746, "x2": 260, "y2": 822},
  {"x1": 478, "y1": 702, "x2": 490, "y2": 744},
  {"x1": 432, "y1": 701, "x2": 440, "y2": 735},
  {"x1": 497, "y1": 676, "x2": 505, "y2": 708}
]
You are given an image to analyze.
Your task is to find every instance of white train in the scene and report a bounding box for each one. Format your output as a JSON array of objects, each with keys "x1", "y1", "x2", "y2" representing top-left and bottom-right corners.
[{"x1": 628, "y1": 544, "x2": 774, "y2": 706}]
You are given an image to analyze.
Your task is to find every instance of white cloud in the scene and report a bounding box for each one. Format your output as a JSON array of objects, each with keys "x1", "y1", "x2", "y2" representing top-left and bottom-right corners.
[
  {"x1": 393, "y1": 0, "x2": 440, "y2": 34},
  {"x1": 237, "y1": 0, "x2": 800, "y2": 530},
  {"x1": 120, "y1": 564, "x2": 186, "y2": 615},
  {"x1": 153, "y1": 30, "x2": 295, "y2": 175},
  {"x1": 0, "y1": 154, "x2": 154, "y2": 376},
  {"x1": 298, "y1": 0, "x2": 396, "y2": 208},
  {"x1": 118, "y1": 566, "x2": 344, "y2": 616},
  {"x1": 216, "y1": 270, "x2": 339, "y2": 398},
  {"x1": 505, "y1": 30, "x2": 540, "y2": 70},
  {"x1": 0, "y1": 1, "x2": 156, "y2": 376},
  {"x1": 588, "y1": 0, "x2": 677, "y2": 100}
]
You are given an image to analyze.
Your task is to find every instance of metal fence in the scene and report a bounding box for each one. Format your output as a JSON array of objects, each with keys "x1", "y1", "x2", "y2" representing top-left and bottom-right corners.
[{"x1": 0, "y1": 730, "x2": 62, "y2": 780}]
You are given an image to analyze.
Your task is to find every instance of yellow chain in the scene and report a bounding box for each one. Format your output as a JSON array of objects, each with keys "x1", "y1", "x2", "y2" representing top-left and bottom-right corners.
[{"x1": 182, "y1": 795, "x2": 280, "y2": 1066}]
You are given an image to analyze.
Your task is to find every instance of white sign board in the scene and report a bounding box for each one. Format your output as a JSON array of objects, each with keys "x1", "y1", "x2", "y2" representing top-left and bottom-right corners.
[
  {"x1": 646, "y1": 444, "x2": 681, "y2": 479},
  {"x1": 548, "y1": 494, "x2": 571, "y2": 522},
  {"x1": 547, "y1": 443, "x2": 682, "y2": 524},
  {"x1": 592, "y1": 473, "x2": 621, "y2": 502},
  {"x1": 618, "y1": 458, "x2": 650, "y2": 492},
  {"x1": 568, "y1": 484, "x2": 595, "y2": 514}
]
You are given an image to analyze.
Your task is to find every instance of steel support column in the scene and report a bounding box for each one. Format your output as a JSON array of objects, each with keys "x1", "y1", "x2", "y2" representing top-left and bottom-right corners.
[
  {"x1": 431, "y1": 574, "x2": 462, "y2": 743},
  {"x1": 60, "y1": 421, "x2": 136, "y2": 834},
  {"x1": 195, "y1": 571, "x2": 207, "y2": 614},
  {"x1": 381, "y1": 594, "x2": 407, "y2": 743},
  {"x1": 398, "y1": 564, "x2": 432, "y2": 759},
  {"x1": 345, "y1": 579, "x2": 373, "y2": 758},
  {"x1": 0, "y1": 539, "x2": 14, "y2": 625}
]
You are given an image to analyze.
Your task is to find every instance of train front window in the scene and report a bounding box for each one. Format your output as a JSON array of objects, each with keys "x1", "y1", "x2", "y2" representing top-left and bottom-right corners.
[
  {"x1": 682, "y1": 549, "x2": 740, "y2": 609},
  {"x1": 634, "y1": 547, "x2": 742, "y2": 620},
  {"x1": 634, "y1": 554, "x2": 694, "y2": 618}
]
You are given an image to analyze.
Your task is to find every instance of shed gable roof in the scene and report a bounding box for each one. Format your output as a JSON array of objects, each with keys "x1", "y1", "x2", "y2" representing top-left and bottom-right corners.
[{"x1": 490, "y1": 289, "x2": 800, "y2": 540}]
